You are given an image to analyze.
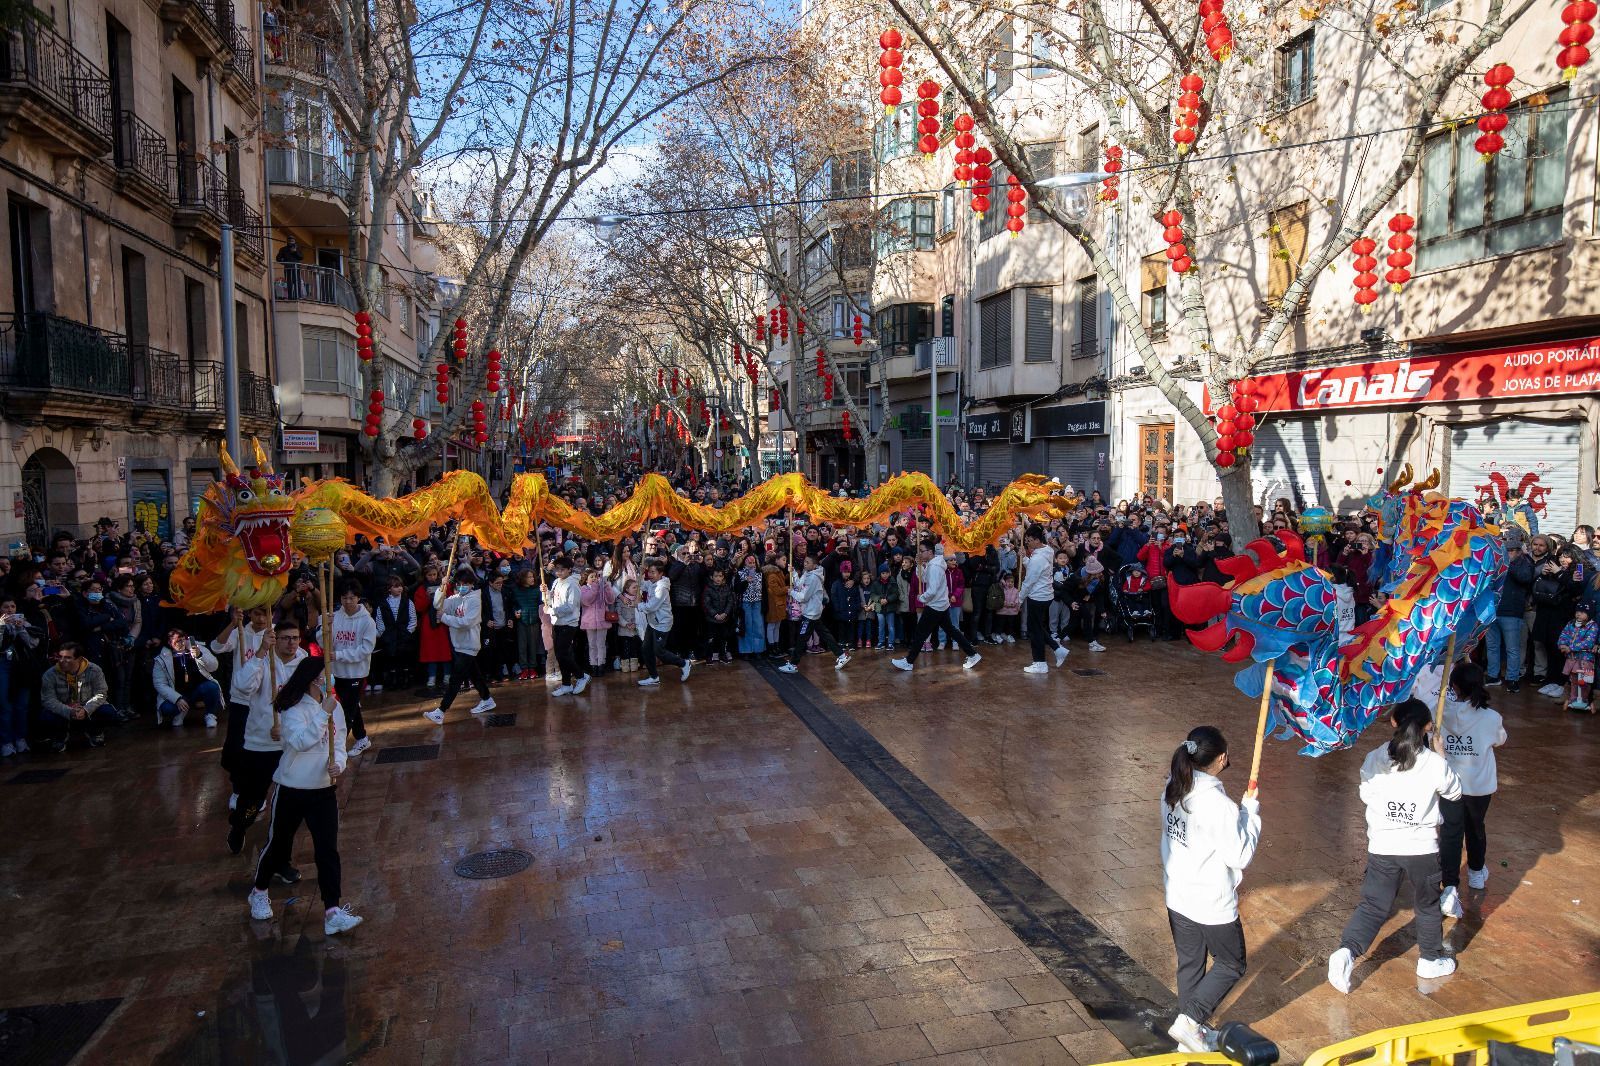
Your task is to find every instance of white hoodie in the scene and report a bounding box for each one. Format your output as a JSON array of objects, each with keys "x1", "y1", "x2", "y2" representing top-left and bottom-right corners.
[
  {"x1": 232, "y1": 649, "x2": 306, "y2": 753},
  {"x1": 317, "y1": 607, "x2": 377, "y2": 679},
  {"x1": 440, "y1": 587, "x2": 482, "y2": 654},
  {"x1": 273, "y1": 693, "x2": 348, "y2": 789},
  {"x1": 1358, "y1": 742, "x2": 1462, "y2": 856},
  {"x1": 638, "y1": 576, "x2": 673, "y2": 633},
  {"x1": 790, "y1": 568, "x2": 826, "y2": 620},
  {"x1": 211, "y1": 623, "x2": 272, "y2": 705},
  {"x1": 1160, "y1": 772, "x2": 1262, "y2": 924},
  {"x1": 549, "y1": 572, "x2": 582, "y2": 627},
  {"x1": 1021, "y1": 545, "x2": 1055, "y2": 603},
  {"x1": 919, "y1": 554, "x2": 951, "y2": 611},
  {"x1": 1413, "y1": 664, "x2": 1505, "y2": 796}
]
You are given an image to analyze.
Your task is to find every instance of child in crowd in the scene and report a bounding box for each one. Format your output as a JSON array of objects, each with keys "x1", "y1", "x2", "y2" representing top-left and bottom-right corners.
[
  {"x1": 1557, "y1": 599, "x2": 1597, "y2": 712},
  {"x1": 549, "y1": 556, "x2": 589, "y2": 696},
  {"x1": 702, "y1": 568, "x2": 736, "y2": 663},
  {"x1": 996, "y1": 572, "x2": 1022, "y2": 642},
  {"x1": 870, "y1": 564, "x2": 900, "y2": 650},
  {"x1": 579, "y1": 567, "x2": 616, "y2": 676},
  {"x1": 510, "y1": 567, "x2": 545, "y2": 680},
  {"x1": 615, "y1": 578, "x2": 642, "y2": 671},
  {"x1": 829, "y1": 564, "x2": 863, "y2": 650},
  {"x1": 371, "y1": 574, "x2": 416, "y2": 692},
  {"x1": 480, "y1": 570, "x2": 515, "y2": 683}
]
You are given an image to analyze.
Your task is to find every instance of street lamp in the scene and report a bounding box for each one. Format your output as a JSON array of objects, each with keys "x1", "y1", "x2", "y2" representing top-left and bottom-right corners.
[
  {"x1": 585, "y1": 214, "x2": 627, "y2": 244},
  {"x1": 1036, "y1": 170, "x2": 1109, "y2": 224}
]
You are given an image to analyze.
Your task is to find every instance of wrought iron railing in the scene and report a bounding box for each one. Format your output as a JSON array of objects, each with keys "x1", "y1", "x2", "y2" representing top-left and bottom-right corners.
[
  {"x1": 262, "y1": 29, "x2": 359, "y2": 106},
  {"x1": 0, "y1": 19, "x2": 114, "y2": 144},
  {"x1": 115, "y1": 111, "x2": 169, "y2": 192},
  {"x1": 265, "y1": 146, "x2": 352, "y2": 200},
  {"x1": 273, "y1": 262, "x2": 357, "y2": 310},
  {"x1": 130, "y1": 344, "x2": 188, "y2": 406},
  {"x1": 170, "y1": 152, "x2": 229, "y2": 220},
  {"x1": 227, "y1": 190, "x2": 264, "y2": 259},
  {"x1": 1071, "y1": 338, "x2": 1103, "y2": 360},
  {"x1": 225, "y1": 19, "x2": 255, "y2": 84}
]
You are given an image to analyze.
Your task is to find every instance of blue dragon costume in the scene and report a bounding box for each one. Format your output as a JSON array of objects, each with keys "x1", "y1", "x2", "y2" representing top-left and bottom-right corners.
[{"x1": 1170, "y1": 466, "x2": 1507, "y2": 755}]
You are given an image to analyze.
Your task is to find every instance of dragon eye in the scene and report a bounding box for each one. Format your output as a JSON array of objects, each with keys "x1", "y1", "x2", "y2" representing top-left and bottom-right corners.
[
  {"x1": 237, "y1": 489, "x2": 255, "y2": 502},
  {"x1": 268, "y1": 487, "x2": 286, "y2": 498}
]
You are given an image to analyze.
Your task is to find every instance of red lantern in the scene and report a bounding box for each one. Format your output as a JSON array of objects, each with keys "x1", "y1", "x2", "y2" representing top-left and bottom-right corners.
[
  {"x1": 1215, "y1": 451, "x2": 1235, "y2": 468},
  {"x1": 1476, "y1": 64, "x2": 1515, "y2": 159},
  {"x1": 842, "y1": 410, "x2": 852, "y2": 439},
  {"x1": 916, "y1": 80, "x2": 941, "y2": 156},
  {"x1": 1162, "y1": 210, "x2": 1190, "y2": 273},
  {"x1": 1004, "y1": 174, "x2": 1027, "y2": 237},
  {"x1": 1234, "y1": 412, "x2": 1256, "y2": 432},
  {"x1": 1386, "y1": 213, "x2": 1415, "y2": 292},
  {"x1": 1351, "y1": 236, "x2": 1379, "y2": 310},
  {"x1": 1559, "y1": 1, "x2": 1595, "y2": 79},
  {"x1": 754, "y1": 315, "x2": 765, "y2": 343},
  {"x1": 1234, "y1": 430, "x2": 1255, "y2": 448},
  {"x1": 657, "y1": 367, "x2": 665, "y2": 390},
  {"x1": 1173, "y1": 73, "x2": 1204, "y2": 154},
  {"x1": 972, "y1": 149, "x2": 994, "y2": 217},
  {"x1": 1101, "y1": 144, "x2": 1122, "y2": 202},
  {"x1": 879, "y1": 30, "x2": 904, "y2": 111},
  {"x1": 670, "y1": 368, "x2": 680, "y2": 395},
  {"x1": 1199, "y1": 0, "x2": 1233, "y2": 61},
  {"x1": 852, "y1": 313, "x2": 864, "y2": 346}
]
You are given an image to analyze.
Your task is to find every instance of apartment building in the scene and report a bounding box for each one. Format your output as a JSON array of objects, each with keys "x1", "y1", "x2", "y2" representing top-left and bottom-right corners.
[
  {"x1": 262, "y1": 10, "x2": 440, "y2": 482},
  {"x1": 1, "y1": 0, "x2": 274, "y2": 545}
]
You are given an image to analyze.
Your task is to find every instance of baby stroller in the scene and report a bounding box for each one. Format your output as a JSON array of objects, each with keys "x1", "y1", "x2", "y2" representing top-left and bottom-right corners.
[{"x1": 1111, "y1": 564, "x2": 1159, "y2": 641}]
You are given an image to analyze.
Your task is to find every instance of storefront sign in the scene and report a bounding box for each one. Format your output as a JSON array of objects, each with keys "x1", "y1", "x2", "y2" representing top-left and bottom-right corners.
[
  {"x1": 280, "y1": 436, "x2": 348, "y2": 466},
  {"x1": 964, "y1": 412, "x2": 1006, "y2": 440},
  {"x1": 1032, "y1": 401, "x2": 1107, "y2": 439},
  {"x1": 282, "y1": 429, "x2": 321, "y2": 452},
  {"x1": 1236, "y1": 338, "x2": 1600, "y2": 413}
]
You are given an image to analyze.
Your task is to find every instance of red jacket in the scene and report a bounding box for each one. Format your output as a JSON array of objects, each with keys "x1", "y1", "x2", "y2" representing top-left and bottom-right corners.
[{"x1": 1138, "y1": 541, "x2": 1169, "y2": 581}]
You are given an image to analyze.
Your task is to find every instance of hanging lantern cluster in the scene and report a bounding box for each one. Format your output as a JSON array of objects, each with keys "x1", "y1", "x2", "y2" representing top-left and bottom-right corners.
[
  {"x1": 795, "y1": 308, "x2": 806, "y2": 341},
  {"x1": 852, "y1": 313, "x2": 864, "y2": 346},
  {"x1": 879, "y1": 29, "x2": 904, "y2": 112},
  {"x1": 916, "y1": 80, "x2": 941, "y2": 157},
  {"x1": 1211, "y1": 380, "x2": 1260, "y2": 468},
  {"x1": 842, "y1": 410, "x2": 852, "y2": 439},
  {"x1": 754, "y1": 313, "x2": 766, "y2": 344},
  {"x1": 452, "y1": 318, "x2": 468, "y2": 362},
  {"x1": 1351, "y1": 236, "x2": 1379, "y2": 311},
  {"x1": 355, "y1": 310, "x2": 374, "y2": 361},
  {"x1": 670, "y1": 368, "x2": 680, "y2": 396},
  {"x1": 412, "y1": 416, "x2": 427, "y2": 441},
  {"x1": 769, "y1": 388, "x2": 781, "y2": 410},
  {"x1": 1173, "y1": 73, "x2": 1203, "y2": 154},
  {"x1": 822, "y1": 371, "x2": 834, "y2": 401},
  {"x1": 434, "y1": 359, "x2": 450, "y2": 406},
  {"x1": 657, "y1": 367, "x2": 665, "y2": 391},
  {"x1": 778, "y1": 299, "x2": 790, "y2": 343},
  {"x1": 971, "y1": 146, "x2": 994, "y2": 217},
  {"x1": 1558, "y1": 1, "x2": 1594, "y2": 80},
  {"x1": 1200, "y1": 0, "x2": 1233, "y2": 62},
  {"x1": 471, "y1": 399, "x2": 487, "y2": 445},
  {"x1": 486, "y1": 348, "x2": 501, "y2": 393},
  {"x1": 952, "y1": 115, "x2": 975, "y2": 185},
  {"x1": 363, "y1": 388, "x2": 384, "y2": 437},
  {"x1": 1476, "y1": 64, "x2": 1515, "y2": 160},
  {"x1": 1386, "y1": 213, "x2": 1415, "y2": 292},
  {"x1": 1101, "y1": 145, "x2": 1122, "y2": 202},
  {"x1": 1004, "y1": 173, "x2": 1027, "y2": 238},
  {"x1": 1162, "y1": 209, "x2": 1192, "y2": 274}
]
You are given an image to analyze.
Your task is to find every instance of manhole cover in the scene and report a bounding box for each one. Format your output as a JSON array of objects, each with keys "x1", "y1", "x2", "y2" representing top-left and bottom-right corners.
[
  {"x1": 373, "y1": 744, "x2": 441, "y2": 764},
  {"x1": 484, "y1": 713, "x2": 517, "y2": 727},
  {"x1": 0, "y1": 998, "x2": 120, "y2": 1065},
  {"x1": 8, "y1": 769, "x2": 69, "y2": 784},
  {"x1": 453, "y1": 849, "x2": 532, "y2": 879},
  {"x1": 1071, "y1": 668, "x2": 1106, "y2": 677}
]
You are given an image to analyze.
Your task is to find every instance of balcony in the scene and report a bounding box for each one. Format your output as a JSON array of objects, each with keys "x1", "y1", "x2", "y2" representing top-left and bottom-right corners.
[
  {"x1": 263, "y1": 29, "x2": 359, "y2": 113},
  {"x1": 169, "y1": 152, "x2": 228, "y2": 244},
  {"x1": 0, "y1": 20, "x2": 114, "y2": 158},
  {"x1": 266, "y1": 147, "x2": 352, "y2": 228},
  {"x1": 274, "y1": 263, "x2": 357, "y2": 311},
  {"x1": 914, "y1": 336, "x2": 959, "y2": 371},
  {"x1": 222, "y1": 20, "x2": 257, "y2": 107},
  {"x1": 0, "y1": 311, "x2": 276, "y2": 424},
  {"x1": 159, "y1": 0, "x2": 231, "y2": 64},
  {"x1": 113, "y1": 111, "x2": 170, "y2": 213},
  {"x1": 227, "y1": 189, "x2": 265, "y2": 263},
  {"x1": 1071, "y1": 338, "x2": 1103, "y2": 361}
]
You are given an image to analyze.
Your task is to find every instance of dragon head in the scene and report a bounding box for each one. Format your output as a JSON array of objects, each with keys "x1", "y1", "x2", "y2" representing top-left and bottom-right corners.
[{"x1": 216, "y1": 441, "x2": 295, "y2": 578}]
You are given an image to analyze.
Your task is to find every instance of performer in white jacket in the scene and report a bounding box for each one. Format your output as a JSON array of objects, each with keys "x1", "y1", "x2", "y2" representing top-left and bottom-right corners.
[
  {"x1": 316, "y1": 583, "x2": 378, "y2": 755},
  {"x1": 1329, "y1": 698, "x2": 1463, "y2": 993},
  {"x1": 228, "y1": 620, "x2": 306, "y2": 876},
  {"x1": 547, "y1": 555, "x2": 589, "y2": 696},
  {"x1": 1159, "y1": 726, "x2": 1261, "y2": 1052},
  {"x1": 211, "y1": 604, "x2": 273, "y2": 808},
  {"x1": 1021, "y1": 525, "x2": 1069, "y2": 673},
  {"x1": 246, "y1": 655, "x2": 363, "y2": 936},
  {"x1": 637, "y1": 558, "x2": 690, "y2": 688},
  {"x1": 777, "y1": 554, "x2": 850, "y2": 674},
  {"x1": 424, "y1": 568, "x2": 494, "y2": 724}
]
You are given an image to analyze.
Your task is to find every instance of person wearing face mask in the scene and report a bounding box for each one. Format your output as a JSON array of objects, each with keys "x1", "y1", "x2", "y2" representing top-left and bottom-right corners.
[
  {"x1": 1165, "y1": 529, "x2": 1205, "y2": 587},
  {"x1": 1138, "y1": 529, "x2": 1177, "y2": 640}
]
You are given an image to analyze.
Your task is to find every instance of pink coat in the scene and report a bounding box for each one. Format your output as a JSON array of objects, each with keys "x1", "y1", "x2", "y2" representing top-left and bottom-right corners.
[{"x1": 579, "y1": 580, "x2": 616, "y2": 630}]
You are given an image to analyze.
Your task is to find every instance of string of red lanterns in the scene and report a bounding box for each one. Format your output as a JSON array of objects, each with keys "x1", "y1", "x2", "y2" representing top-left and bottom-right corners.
[
  {"x1": 1475, "y1": 64, "x2": 1515, "y2": 161},
  {"x1": 485, "y1": 348, "x2": 501, "y2": 393},
  {"x1": 1101, "y1": 145, "x2": 1122, "y2": 202},
  {"x1": 1385, "y1": 213, "x2": 1415, "y2": 292},
  {"x1": 1559, "y1": 1, "x2": 1594, "y2": 80},
  {"x1": 355, "y1": 310, "x2": 374, "y2": 362},
  {"x1": 1004, "y1": 173, "x2": 1027, "y2": 238},
  {"x1": 1212, "y1": 380, "x2": 1259, "y2": 468},
  {"x1": 363, "y1": 387, "x2": 384, "y2": 437},
  {"x1": 879, "y1": 29, "x2": 904, "y2": 112},
  {"x1": 434, "y1": 358, "x2": 449, "y2": 407},
  {"x1": 1173, "y1": 73, "x2": 1203, "y2": 154},
  {"x1": 1162, "y1": 209, "x2": 1192, "y2": 274},
  {"x1": 471, "y1": 399, "x2": 487, "y2": 446},
  {"x1": 452, "y1": 318, "x2": 467, "y2": 363},
  {"x1": 841, "y1": 410, "x2": 852, "y2": 439},
  {"x1": 1351, "y1": 236, "x2": 1379, "y2": 310},
  {"x1": 970, "y1": 146, "x2": 993, "y2": 217},
  {"x1": 1200, "y1": 0, "x2": 1233, "y2": 62},
  {"x1": 952, "y1": 115, "x2": 975, "y2": 185},
  {"x1": 916, "y1": 80, "x2": 941, "y2": 157},
  {"x1": 852, "y1": 313, "x2": 864, "y2": 346}
]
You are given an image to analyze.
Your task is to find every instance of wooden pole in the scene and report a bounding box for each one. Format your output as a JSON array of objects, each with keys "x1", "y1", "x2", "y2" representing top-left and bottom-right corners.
[
  {"x1": 267, "y1": 618, "x2": 281, "y2": 741},
  {"x1": 1434, "y1": 631, "x2": 1457, "y2": 735},
  {"x1": 321, "y1": 559, "x2": 336, "y2": 772},
  {"x1": 1247, "y1": 658, "x2": 1277, "y2": 792}
]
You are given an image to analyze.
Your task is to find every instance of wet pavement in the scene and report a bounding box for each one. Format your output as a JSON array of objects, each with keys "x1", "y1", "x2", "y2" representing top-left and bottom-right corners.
[{"x1": 1, "y1": 638, "x2": 1596, "y2": 1065}]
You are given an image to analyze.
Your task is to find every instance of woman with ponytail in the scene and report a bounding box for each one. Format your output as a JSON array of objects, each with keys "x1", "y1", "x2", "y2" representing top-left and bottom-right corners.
[
  {"x1": 1159, "y1": 726, "x2": 1261, "y2": 1053},
  {"x1": 1329, "y1": 698, "x2": 1462, "y2": 994},
  {"x1": 1427, "y1": 662, "x2": 1505, "y2": 918}
]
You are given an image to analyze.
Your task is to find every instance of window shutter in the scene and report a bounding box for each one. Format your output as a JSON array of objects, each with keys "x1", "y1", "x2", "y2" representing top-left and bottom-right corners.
[
  {"x1": 1024, "y1": 288, "x2": 1052, "y2": 362},
  {"x1": 979, "y1": 291, "x2": 1013, "y2": 369},
  {"x1": 996, "y1": 289, "x2": 1012, "y2": 365},
  {"x1": 1268, "y1": 201, "x2": 1310, "y2": 302},
  {"x1": 1077, "y1": 277, "x2": 1098, "y2": 343},
  {"x1": 1141, "y1": 254, "x2": 1167, "y2": 292}
]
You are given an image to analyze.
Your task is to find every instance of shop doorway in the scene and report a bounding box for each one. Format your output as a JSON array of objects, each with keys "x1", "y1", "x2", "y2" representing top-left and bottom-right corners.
[
  {"x1": 1138, "y1": 422, "x2": 1175, "y2": 502},
  {"x1": 22, "y1": 448, "x2": 78, "y2": 549}
]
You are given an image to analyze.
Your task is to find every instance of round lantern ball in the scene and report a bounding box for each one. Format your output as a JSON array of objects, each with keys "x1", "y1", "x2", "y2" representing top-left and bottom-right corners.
[{"x1": 1215, "y1": 452, "x2": 1236, "y2": 468}]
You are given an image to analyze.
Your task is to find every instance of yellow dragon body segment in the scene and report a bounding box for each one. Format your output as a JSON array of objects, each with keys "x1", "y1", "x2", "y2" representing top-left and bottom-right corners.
[{"x1": 171, "y1": 459, "x2": 1078, "y2": 612}]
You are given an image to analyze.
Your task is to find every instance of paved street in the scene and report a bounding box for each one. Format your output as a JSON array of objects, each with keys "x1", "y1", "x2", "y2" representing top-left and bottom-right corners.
[{"x1": 2, "y1": 639, "x2": 1596, "y2": 1065}]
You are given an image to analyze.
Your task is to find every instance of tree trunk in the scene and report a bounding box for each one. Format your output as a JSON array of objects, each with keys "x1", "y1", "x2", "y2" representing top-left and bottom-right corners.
[{"x1": 1218, "y1": 458, "x2": 1258, "y2": 545}]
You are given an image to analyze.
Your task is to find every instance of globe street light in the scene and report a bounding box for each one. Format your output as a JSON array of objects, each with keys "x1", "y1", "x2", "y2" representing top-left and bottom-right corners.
[{"x1": 1036, "y1": 170, "x2": 1109, "y2": 224}]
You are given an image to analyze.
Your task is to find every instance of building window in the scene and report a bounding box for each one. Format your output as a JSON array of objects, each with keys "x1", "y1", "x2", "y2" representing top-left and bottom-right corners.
[
  {"x1": 986, "y1": 23, "x2": 1014, "y2": 99},
  {"x1": 303, "y1": 326, "x2": 357, "y2": 394},
  {"x1": 394, "y1": 210, "x2": 409, "y2": 256},
  {"x1": 1029, "y1": 32, "x2": 1057, "y2": 77},
  {"x1": 829, "y1": 150, "x2": 870, "y2": 197},
  {"x1": 875, "y1": 302, "x2": 933, "y2": 360},
  {"x1": 1277, "y1": 32, "x2": 1315, "y2": 110},
  {"x1": 836, "y1": 226, "x2": 872, "y2": 269},
  {"x1": 880, "y1": 197, "x2": 935, "y2": 254},
  {"x1": 1266, "y1": 200, "x2": 1310, "y2": 304},
  {"x1": 873, "y1": 107, "x2": 916, "y2": 160},
  {"x1": 1418, "y1": 89, "x2": 1568, "y2": 270},
  {"x1": 804, "y1": 235, "x2": 833, "y2": 287},
  {"x1": 1024, "y1": 287, "x2": 1052, "y2": 362},
  {"x1": 980, "y1": 165, "x2": 1008, "y2": 241},
  {"x1": 1072, "y1": 276, "x2": 1099, "y2": 359},
  {"x1": 940, "y1": 294, "x2": 955, "y2": 337},
  {"x1": 1025, "y1": 143, "x2": 1056, "y2": 221},
  {"x1": 940, "y1": 184, "x2": 957, "y2": 234},
  {"x1": 1141, "y1": 254, "x2": 1169, "y2": 338},
  {"x1": 978, "y1": 290, "x2": 1013, "y2": 369}
]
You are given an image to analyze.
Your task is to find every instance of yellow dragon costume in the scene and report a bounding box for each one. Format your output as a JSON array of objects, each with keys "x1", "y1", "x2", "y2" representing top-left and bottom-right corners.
[{"x1": 169, "y1": 444, "x2": 1078, "y2": 613}]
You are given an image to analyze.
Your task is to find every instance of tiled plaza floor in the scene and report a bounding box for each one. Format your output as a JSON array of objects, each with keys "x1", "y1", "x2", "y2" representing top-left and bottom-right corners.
[{"x1": 1, "y1": 637, "x2": 1595, "y2": 1065}]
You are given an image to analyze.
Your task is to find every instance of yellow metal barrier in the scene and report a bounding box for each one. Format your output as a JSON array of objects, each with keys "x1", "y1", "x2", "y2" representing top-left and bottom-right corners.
[
  {"x1": 1095, "y1": 1056, "x2": 1233, "y2": 1066},
  {"x1": 1303, "y1": 991, "x2": 1600, "y2": 1066}
]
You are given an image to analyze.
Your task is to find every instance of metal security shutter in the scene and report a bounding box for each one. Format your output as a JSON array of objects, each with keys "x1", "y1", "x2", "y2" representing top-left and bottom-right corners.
[
  {"x1": 1046, "y1": 438, "x2": 1095, "y2": 497},
  {"x1": 1251, "y1": 417, "x2": 1325, "y2": 510},
  {"x1": 979, "y1": 290, "x2": 1012, "y2": 369},
  {"x1": 1011, "y1": 441, "x2": 1045, "y2": 479},
  {"x1": 1449, "y1": 420, "x2": 1582, "y2": 536},
  {"x1": 901, "y1": 437, "x2": 931, "y2": 476},
  {"x1": 189, "y1": 468, "x2": 217, "y2": 515},
  {"x1": 129, "y1": 469, "x2": 172, "y2": 540},
  {"x1": 975, "y1": 442, "x2": 1011, "y2": 490},
  {"x1": 1024, "y1": 288, "x2": 1052, "y2": 362}
]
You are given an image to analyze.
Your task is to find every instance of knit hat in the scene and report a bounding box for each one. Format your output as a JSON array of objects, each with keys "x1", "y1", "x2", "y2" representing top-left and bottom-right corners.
[
  {"x1": 1084, "y1": 556, "x2": 1104, "y2": 575},
  {"x1": 878, "y1": 563, "x2": 891, "y2": 575},
  {"x1": 840, "y1": 561, "x2": 853, "y2": 574}
]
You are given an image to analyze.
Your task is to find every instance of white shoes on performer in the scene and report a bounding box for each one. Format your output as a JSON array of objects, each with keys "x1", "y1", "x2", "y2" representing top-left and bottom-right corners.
[
  {"x1": 1055, "y1": 645, "x2": 1070, "y2": 667},
  {"x1": 1327, "y1": 947, "x2": 1353, "y2": 994},
  {"x1": 681, "y1": 661, "x2": 692, "y2": 682},
  {"x1": 573, "y1": 675, "x2": 590, "y2": 695},
  {"x1": 470, "y1": 698, "x2": 497, "y2": 715},
  {"x1": 204, "y1": 713, "x2": 218, "y2": 728},
  {"x1": 777, "y1": 663, "x2": 799, "y2": 674},
  {"x1": 1088, "y1": 640, "x2": 1107, "y2": 653},
  {"x1": 324, "y1": 906, "x2": 364, "y2": 936},
  {"x1": 1168, "y1": 1014, "x2": 1215, "y2": 1054},
  {"x1": 1023, "y1": 663, "x2": 1049, "y2": 675},
  {"x1": 1440, "y1": 885, "x2": 1463, "y2": 918},
  {"x1": 552, "y1": 684, "x2": 573, "y2": 696},
  {"x1": 636, "y1": 676, "x2": 661, "y2": 687},
  {"x1": 1417, "y1": 955, "x2": 1457, "y2": 980},
  {"x1": 964, "y1": 653, "x2": 982, "y2": 670},
  {"x1": 1467, "y1": 866, "x2": 1488, "y2": 890},
  {"x1": 835, "y1": 653, "x2": 850, "y2": 670},
  {"x1": 891, "y1": 657, "x2": 913, "y2": 672},
  {"x1": 248, "y1": 888, "x2": 273, "y2": 921},
  {"x1": 422, "y1": 708, "x2": 444, "y2": 724},
  {"x1": 349, "y1": 737, "x2": 372, "y2": 756}
]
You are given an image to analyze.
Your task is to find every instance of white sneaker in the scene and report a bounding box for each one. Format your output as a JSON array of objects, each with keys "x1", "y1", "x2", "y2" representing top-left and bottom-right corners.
[
  {"x1": 248, "y1": 888, "x2": 273, "y2": 921},
  {"x1": 1005, "y1": 635, "x2": 1016, "y2": 644},
  {"x1": 173, "y1": 711, "x2": 186, "y2": 729},
  {"x1": 778, "y1": 663, "x2": 799, "y2": 673},
  {"x1": 1088, "y1": 641, "x2": 1107, "y2": 653},
  {"x1": 551, "y1": 684, "x2": 574, "y2": 697},
  {"x1": 1054, "y1": 645, "x2": 1069, "y2": 667},
  {"x1": 681, "y1": 661, "x2": 692, "y2": 682},
  {"x1": 472, "y1": 697, "x2": 497, "y2": 714},
  {"x1": 13, "y1": 739, "x2": 26, "y2": 753},
  {"x1": 835, "y1": 653, "x2": 851, "y2": 670},
  {"x1": 1539, "y1": 682, "x2": 1565, "y2": 698},
  {"x1": 1167, "y1": 1014, "x2": 1210, "y2": 1054},
  {"x1": 369, "y1": 684, "x2": 383, "y2": 693},
  {"x1": 0, "y1": 742, "x2": 13, "y2": 757},
  {"x1": 573, "y1": 675, "x2": 590, "y2": 695},
  {"x1": 1440, "y1": 885, "x2": 1463, "y2": 918},
  {"x1": 228, "y1": 792, "x2": 239, "y2": 811},
  {"x1": 1417, "y1": 955, "x2": 1457, "y2": 980},
  {"x1": 637, "y1": 676, "x2": 660, "y2": 687},
  {"x1": 350, "y1": 737, "x2": 372, "y2": 756},
  {"x1": 422, "y1": 708, "x2": 445, "y2": 724},
  {"x1": 1023, "y1": 662, "x2": 1049, "y2": 675},
  {"x1": 204, "y1": 713, "x2": 218, "y2": 728},
  {"x1": 891, "y1": 657, "x2": 914, "y2": 672},
  {"x1": 324, "y1": 906, "x2": 364, "y2": 936},
  {"x1": 1467, "y1": 866, "x2": 1488, "y2": 890},
  {"x1": 1328, "y1": 947, "x2": 1353, "y2": 993},
  {"x1": 963, "y1": 653, "x2": 982, "y2": 670}
]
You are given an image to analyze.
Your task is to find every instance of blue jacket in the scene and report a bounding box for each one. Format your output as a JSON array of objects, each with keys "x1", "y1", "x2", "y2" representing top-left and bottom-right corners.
[
  {"x1": 829, "y1": 579, "x2": 863, "y2": 623},
  {"x1": 1497, "y1": 551, "x2": 1534, "y2": 617}
]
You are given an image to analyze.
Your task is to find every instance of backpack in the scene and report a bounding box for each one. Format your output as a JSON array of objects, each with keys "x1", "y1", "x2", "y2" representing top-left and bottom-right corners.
[
  {"x1": 1531, "y1": 571, "x2": 1565, "y2": 606},
  {"x1": 986, "y1": 583, "x2": 1005, "y2": 612}
]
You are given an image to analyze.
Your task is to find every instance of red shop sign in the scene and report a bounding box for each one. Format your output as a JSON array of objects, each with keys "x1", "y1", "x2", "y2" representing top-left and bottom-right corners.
[{"x1": 1216, "y1": 337, "x2": 1600, "y2": 413}]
